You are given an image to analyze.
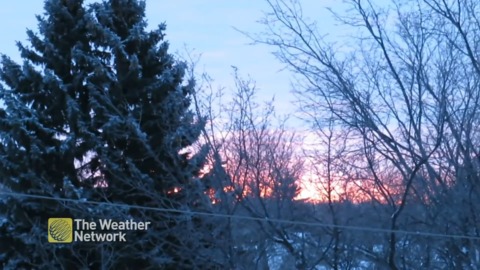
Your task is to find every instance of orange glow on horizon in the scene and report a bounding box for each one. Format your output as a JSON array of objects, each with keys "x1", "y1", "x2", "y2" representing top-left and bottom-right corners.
[{"x1": 193, "y1": 143, "x2": 405, "y2": 205}]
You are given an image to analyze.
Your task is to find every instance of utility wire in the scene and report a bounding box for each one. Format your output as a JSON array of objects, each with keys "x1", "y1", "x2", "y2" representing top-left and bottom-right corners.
[{"x1": 1, "y1": 190, "x2": 480, "y2": 241}]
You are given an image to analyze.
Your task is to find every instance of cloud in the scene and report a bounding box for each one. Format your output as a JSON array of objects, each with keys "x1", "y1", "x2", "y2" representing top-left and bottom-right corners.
[{"x1": 201, "y1": 50, "x2": 228, "y2": 60}]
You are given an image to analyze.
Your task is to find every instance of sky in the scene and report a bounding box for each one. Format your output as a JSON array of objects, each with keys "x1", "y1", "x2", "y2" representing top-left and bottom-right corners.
[{"x1": 0, "y1": 0, "x2": 345, "y2": 126}]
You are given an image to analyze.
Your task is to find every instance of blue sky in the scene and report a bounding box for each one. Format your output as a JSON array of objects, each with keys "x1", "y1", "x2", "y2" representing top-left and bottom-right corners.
[{"x1": 0, "y1": 0, "x2": 344, "y2": 127}]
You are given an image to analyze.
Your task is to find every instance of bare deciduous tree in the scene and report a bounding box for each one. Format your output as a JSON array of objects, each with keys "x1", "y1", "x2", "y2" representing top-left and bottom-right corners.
[
  {"x1": 193, "y1": 66, "x2": 345, "y2": 269},
  {"x1": 248, "y1": 0, "x2": 480, "y2": 268}
]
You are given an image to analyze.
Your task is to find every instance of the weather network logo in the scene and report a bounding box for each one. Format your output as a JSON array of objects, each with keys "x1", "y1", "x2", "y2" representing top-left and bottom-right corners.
[{"x1": 48, "y1": 218, "x2": 73, "y2": 243}]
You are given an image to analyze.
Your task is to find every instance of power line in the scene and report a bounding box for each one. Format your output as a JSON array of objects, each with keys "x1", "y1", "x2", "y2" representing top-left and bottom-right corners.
[{"x1": 1, "y1": 190, "x2": 479, "y2": 241}]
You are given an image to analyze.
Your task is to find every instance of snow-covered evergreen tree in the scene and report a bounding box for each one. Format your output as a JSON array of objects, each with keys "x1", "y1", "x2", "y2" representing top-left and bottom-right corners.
[{"x1": 0, "y1": 0, "x2": 217, "y2": 268}]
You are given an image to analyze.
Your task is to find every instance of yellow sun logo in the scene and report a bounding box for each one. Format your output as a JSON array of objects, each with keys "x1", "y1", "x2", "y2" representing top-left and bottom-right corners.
[{"x1": 48, "y1": 218, "x2": 73, "y2": 243}]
